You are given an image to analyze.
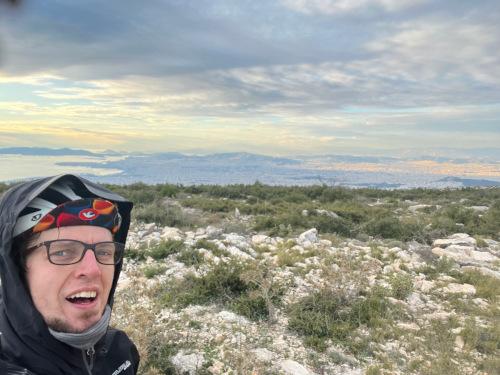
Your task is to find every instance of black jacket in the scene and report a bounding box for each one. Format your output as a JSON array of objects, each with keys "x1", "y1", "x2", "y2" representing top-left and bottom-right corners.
[{"x1": 0, "y1": 174, "x2": 139, "y2": 374}]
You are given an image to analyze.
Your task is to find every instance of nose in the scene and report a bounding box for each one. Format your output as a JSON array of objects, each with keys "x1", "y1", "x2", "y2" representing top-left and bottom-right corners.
[{"x1": 74, "y1": 248, "x2": 102, "y2": 278}]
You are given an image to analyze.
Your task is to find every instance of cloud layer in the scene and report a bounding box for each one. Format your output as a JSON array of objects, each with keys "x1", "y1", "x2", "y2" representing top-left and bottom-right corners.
[{"x1": 0, "y1": 0, "x2": 499, "y2": 156}]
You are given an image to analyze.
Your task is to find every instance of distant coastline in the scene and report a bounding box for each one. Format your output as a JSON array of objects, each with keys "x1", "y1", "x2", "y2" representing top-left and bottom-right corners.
[{"x1": 1, "y1": 147, "x2": 499, "y2": 189}]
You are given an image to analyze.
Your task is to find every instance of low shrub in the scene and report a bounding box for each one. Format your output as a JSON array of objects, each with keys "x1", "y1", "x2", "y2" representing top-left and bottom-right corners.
[
  {"x1": 287, "y1": 285, "x2": 392, "y2": 353},
  {"x1": 149, "y1": 240, "x2": 185, "y2": 260},
  {"x1": 176, "y1": 248, "x2": 204, "y2": 267},
  {"x1": 143, "y1": 264, "x2": 167, "y2": 278},
  {"x1": 416, "y1": 256, "x2": 455, "y2": 280},
  {"x1": 389, "y1": 273, "x2": 414, "y2": 300},
  {"x1": 161, "y1": 260, "x2": 284, "y2": 322},
  {"x1": 194, "y1": 239, "x2": 229, "y2": 257}
]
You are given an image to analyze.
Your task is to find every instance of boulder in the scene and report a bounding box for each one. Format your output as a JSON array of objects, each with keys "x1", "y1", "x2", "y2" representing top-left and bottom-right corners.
[
  {"x1": 432, "y1": 246, "x2": 497, "y2": 265},
  {"x1": 433, "y1": 233, "x2": 476, "y2": 248},
  {"x1": 171, "y1": 350, "x2": 205, "y2": 375},
  {"x1": 298, "y1": 228, "x2": 319, "y2": 245}
]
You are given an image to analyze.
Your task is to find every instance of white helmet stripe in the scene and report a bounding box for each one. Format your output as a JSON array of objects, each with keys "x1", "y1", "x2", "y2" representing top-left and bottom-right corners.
[
  {"x1": 28, "y1": 197, "x2": 58, "y2": 211},
  {"x1": 50, "y1": 183, "x2": 82, "y2": 201}
]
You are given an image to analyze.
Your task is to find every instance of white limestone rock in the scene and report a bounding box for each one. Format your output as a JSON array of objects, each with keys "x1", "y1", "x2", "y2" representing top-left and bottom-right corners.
[
  {"x1": 298, "y1": 228, "x2": 319, "y2": 245},
  {"x1": 161, "y1": 226, "x2": 184, "y2": 241},
  {"x1": 315, "y1": 209, "x2": 339, "y2": 219},
  {"x1": 280, "y1": 359, "x2": 316, "y2": 375},
  {"x1": 252, "y1": 234, "x2": 271, "y2": 245},
  {"x1": 252, "y1": 348, "x2": 277, "y2": 362},
  {"x1": 442, "y1": 283, "x2": 476, "y2": 295},
  {"x1": 433, "y1": 233, "x2": 477, "y2": 248},
  {"x1": 461, "y1": 266, "x2": 500, "y2": 280},
  {"x1": 397, "y1": 322, "x2": 420, "y2": 331},
  {"x1": 432, "y1": 246, "x2": 497, "y2": 265},
  {"x1": 226, "y1": 245, "x2": 253, "y2": 260},
  {"x1": 223, "y1": 233, "x2": 250, "y2": 250},
  {"x1": 171, "y1": 351, "x2": 205, "y2": 375},
  {"x1": 408, "y1": 204, "x2": 432, "y2": 212},
  {"x1": 143, "y1": 222, "x2": 157, "y2": 235},
  {"x1": 217, "y1": 310, "x2": 249, "y2": 325},
  {"x1": 205, "y1": 225, "x2": 223, "y2": 238},
  {"x1": 468, "y1": 206, "x2": 489, "y2": 212}
]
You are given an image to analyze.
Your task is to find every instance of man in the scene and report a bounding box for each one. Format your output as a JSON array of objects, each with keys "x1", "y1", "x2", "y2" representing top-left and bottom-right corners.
[{"x1": 0, "y1": 174, "x2": 139, "y2": 374}]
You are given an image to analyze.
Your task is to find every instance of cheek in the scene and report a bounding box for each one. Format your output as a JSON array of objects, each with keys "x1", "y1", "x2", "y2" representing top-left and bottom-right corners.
[
  {"x1": 102, "y1": 267, "x2": 115, "y2": 297},
  {"x1": 25, "y1": 264, "x2": 56, "y2": 311}
]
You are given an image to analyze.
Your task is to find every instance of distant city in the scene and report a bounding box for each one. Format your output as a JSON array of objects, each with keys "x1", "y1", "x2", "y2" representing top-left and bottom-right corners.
[{"x1": 1, "y1": 147, "x2": 499, "y2": 189}]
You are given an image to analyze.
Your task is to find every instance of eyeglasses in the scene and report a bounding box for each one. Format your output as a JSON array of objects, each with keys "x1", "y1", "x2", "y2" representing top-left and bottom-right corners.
[{"x1": 27, "y1": 239, "x2": 125, "y2": 265}]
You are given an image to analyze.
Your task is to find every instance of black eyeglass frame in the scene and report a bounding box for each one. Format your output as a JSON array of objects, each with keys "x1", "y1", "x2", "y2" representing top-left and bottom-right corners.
[{"x1": 26, "y1": 239, "x2": 125, "y2": 265}]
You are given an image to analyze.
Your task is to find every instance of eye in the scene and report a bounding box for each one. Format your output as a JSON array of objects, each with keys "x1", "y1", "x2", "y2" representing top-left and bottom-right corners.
[
  {"x1": 96, "y1": 243, "x2": 115, "y2": 258},
  {"x1": 52, "y1": 249, "x2": 69, "y2": 257},
  {"x1": 48, "y1": 241, "x2": 80, "y2": 259}
]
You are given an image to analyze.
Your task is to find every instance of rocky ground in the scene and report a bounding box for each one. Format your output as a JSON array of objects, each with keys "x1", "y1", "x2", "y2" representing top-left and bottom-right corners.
[{"x1": 111, "y1": 220, "x2": 499, "y2": 375}]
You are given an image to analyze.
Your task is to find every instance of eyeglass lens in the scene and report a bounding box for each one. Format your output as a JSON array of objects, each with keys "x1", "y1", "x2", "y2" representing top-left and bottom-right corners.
[{"x1": 47, "y1": 240, "x2": 123, "y2": 265}]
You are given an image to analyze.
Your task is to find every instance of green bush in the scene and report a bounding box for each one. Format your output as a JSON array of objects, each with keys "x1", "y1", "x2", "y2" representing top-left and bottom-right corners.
[
  {"x1": 416, "y1": 257, "x2": 455, "y2": 280},
  {"x1": 143, "y1": 264, "x2": 167, "y2": 278},
  {"x1": 389, "y1": 273, "x2": 414, "y2": 300},
  {"x1": 161, "y1": 260, "x2": 283, "y2": 322},
  {"x1": 124, "y1": 246, "x2": 147, "y2": 261},
  {"x1": 288, "y1": 286, "x2": 391, "y2": 353},
  {"x1": 133, "y1": 201, "x2": 185, "y2": 226},
  {"x1": 176, "y1": 248, "x2": 204, "y2": 267},
  {"x1": 149, "y1": 240, "x2": 184, "y2": 260},
  {"x1": 194, "y1": 239, "x2": 229, "y2": 257},
  {"x1": 162, "y1": 260, "x2": 251, "y2": 308}
]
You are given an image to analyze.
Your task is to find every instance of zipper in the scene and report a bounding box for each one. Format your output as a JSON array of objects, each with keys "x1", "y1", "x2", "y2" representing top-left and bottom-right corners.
[{"x1": 82, "y1": 346, "x2": 95, "y2": 375}]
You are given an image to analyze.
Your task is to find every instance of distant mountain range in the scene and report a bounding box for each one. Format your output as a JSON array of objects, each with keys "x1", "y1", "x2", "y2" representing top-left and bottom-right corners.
[{"x1": 1, "y1": 147, "x2": 499, "y2": 188}]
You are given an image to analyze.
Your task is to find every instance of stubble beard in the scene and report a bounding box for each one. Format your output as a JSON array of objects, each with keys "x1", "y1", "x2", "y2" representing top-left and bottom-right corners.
[{"x1": 46, "y1": 311, "x2": 98, "y2": 334}]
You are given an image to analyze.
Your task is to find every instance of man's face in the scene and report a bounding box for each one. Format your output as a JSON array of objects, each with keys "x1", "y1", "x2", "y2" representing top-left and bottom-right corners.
[{"x1": 25, "y1": 225, "x2": 115, "y2": 333}]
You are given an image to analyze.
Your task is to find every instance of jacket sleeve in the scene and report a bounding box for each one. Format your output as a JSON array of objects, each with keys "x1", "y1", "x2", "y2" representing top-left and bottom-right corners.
[{"x1": 0, "y1": 358, "x2": 38, "y2": 375}]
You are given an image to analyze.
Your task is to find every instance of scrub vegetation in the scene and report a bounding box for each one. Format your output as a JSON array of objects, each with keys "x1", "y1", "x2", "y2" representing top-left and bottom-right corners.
[
  {"x1": 101, "y1": 182, "x2": 500, "y2": 243},
  {"x1": 3, "y1": 181, "x2": 499, "y2": 374}
]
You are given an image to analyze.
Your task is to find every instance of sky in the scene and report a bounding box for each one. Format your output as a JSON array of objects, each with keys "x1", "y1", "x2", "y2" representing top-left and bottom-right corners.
[{"x1": 0, "y1": 0, "x2": 499, "y2": 158}]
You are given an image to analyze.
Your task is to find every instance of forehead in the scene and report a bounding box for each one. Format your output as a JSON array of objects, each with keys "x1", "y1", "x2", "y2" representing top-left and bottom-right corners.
[{"x1": 37, "y1": 226, "x2": 113, "y2": 243}]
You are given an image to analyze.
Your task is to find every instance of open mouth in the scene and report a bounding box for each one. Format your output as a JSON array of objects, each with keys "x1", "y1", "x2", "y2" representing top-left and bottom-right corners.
[{"x1": 66, "y1": 291, "x2": 97, "y2": 305}]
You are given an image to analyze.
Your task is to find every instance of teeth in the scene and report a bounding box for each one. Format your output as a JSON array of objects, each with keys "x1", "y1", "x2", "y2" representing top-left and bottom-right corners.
[{"x1": 68, "y1": 291, "x2": 96, "y2": 299}]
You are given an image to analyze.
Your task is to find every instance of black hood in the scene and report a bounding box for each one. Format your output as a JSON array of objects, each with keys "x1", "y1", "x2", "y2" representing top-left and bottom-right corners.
[{"x1": 0, "y1": 174, "x2": 133, "y2": 373}]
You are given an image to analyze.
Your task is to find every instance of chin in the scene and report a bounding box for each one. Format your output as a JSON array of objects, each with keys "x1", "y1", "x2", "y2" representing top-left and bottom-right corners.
[{"x1": 47, "y1": 314, "x2": 101, "y2": 334}]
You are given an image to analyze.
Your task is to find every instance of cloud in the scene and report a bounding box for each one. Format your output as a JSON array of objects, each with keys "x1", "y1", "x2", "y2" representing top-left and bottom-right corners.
[
  {"x1": 0, "y1": 1, "x2": 498, "y2": 156},
  {"x1": 280, "y1": 0, "x2": 429, "y2": 15}
]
